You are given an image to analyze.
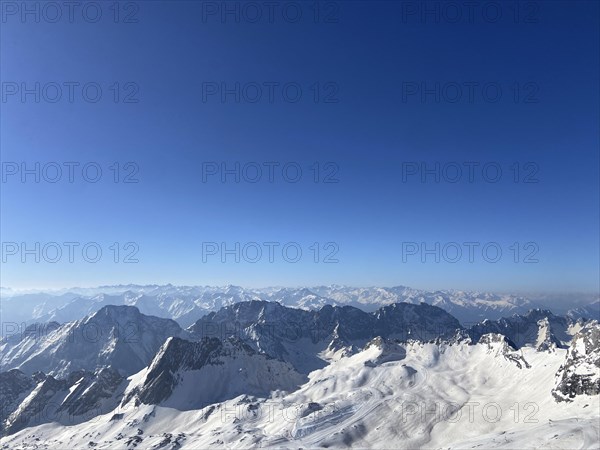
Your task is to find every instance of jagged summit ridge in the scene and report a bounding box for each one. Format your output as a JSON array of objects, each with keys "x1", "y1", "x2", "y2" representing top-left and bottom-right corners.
[{"x1": 188, "y1": 300, "x2": 462, "y2": 373}]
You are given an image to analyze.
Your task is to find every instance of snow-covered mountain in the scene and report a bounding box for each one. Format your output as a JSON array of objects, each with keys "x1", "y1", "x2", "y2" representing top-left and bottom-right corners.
[
  {"x1": 188, "y1": 300, "x2": 461, "y2": 373},
  {"x1": 1, "y1": 326, "x2": 598, "y2": 449},
  {"x1": 0, "y1": 305, "x2": 184, "y2": 378},
  {"x1": 1, "y1": 301, "x2": 460, "y2": 381},
  {"x1": 1, "y1": 301, "x2": 598, "y2": 448}
]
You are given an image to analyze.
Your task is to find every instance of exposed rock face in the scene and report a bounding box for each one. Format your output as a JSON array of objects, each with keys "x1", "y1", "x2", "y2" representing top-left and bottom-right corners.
[
  {"x1": 553, "y1": 321, "x2": 600, "y2": 402},
  {"x1": 4, "y1": 374, "x2": 69, "y2": 435},
  {"x1": 0, "y1": 370, "x2": 35, "y2": 427},
  {"x1": 535, "y1": 317, "x2": 564, "y2": 352},
  {"x1": 189, "y1": 301, "x2": 462, "y2": 373},
  {"x1": 0, "y1": 367, "x2": 124, "y2": 436},
  {"x1": 122, "y1": 336, "x2": 305, "y2": 410},
  {"x1": 58, "y1": 367, "x2": 124, "y2": 417},
  {"x1": 465, "y1": 309, "x2": 577, "y2": 350},
  {"x1": 123, "y1": 337, "x2": 225, "y2": 406},
  {"x1": 373, "y1": 302, "x2": 461, "y2": 341}
]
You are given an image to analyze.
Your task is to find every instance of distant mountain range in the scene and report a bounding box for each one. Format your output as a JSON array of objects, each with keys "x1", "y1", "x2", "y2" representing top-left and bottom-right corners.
[{"x1": 2, "y1": 284, "x2": 598, "y2": 332}]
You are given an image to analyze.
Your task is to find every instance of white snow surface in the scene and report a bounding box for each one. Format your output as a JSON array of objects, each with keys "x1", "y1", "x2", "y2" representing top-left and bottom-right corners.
[{"x1": 2, "y1": 340, "x2": 598, "y2": 449}]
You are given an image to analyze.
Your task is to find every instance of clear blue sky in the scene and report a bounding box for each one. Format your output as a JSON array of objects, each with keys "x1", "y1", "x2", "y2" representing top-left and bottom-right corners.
[{"x1": 1, "y1": 1, "x2": 598, "y2": 293}]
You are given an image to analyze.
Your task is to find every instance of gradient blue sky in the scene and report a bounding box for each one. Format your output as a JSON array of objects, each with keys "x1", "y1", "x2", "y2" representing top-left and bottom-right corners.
[{"x1": 1, "y1": 1, "x2": 598, "y2": 293}]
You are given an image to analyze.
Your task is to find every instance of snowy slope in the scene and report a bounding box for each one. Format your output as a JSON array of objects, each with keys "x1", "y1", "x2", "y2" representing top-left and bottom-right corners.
[{"x1": 1, "y1": 336, "x2": 597, "y2": 449}]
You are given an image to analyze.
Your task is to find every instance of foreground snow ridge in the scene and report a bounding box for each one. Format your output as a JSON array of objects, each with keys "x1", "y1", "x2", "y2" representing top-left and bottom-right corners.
[{"x1": 0, "y1": 302, "x2": 598, "y2": 449}]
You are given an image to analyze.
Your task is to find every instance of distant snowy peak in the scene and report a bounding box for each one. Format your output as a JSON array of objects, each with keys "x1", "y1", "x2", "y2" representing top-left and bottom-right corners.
[
  {"x1": 310, "y1": 286, "x2": 533, "y2": 321},
  {"x1": 263, "y1": 287, "x2": 336, "y2": 310},
  {"x1": 2, "y1": 299, "x2": 586, "y2": 384},
  {"x1": 567, "y1": 300, "x2": 600, "y2": 321}
]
